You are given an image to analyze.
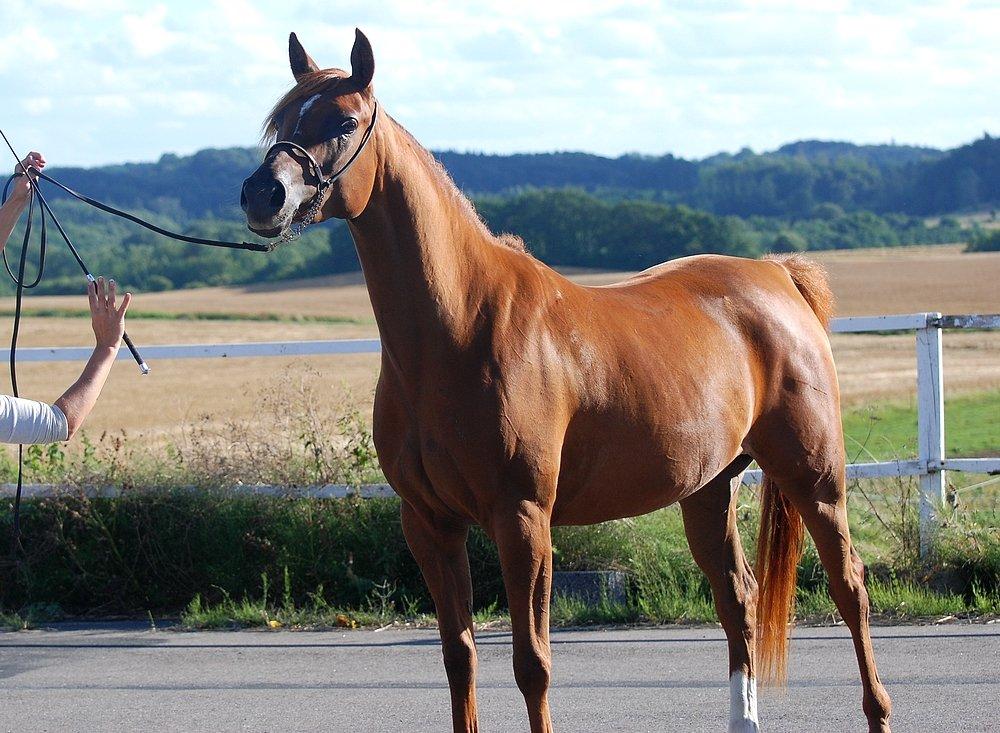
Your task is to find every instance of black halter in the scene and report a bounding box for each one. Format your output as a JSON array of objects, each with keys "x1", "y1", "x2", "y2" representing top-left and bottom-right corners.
[{"x1": 263, "y1": 99, "x2": 379, "y2": 240}]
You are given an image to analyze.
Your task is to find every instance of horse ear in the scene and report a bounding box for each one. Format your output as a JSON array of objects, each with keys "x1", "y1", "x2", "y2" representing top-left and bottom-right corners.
[
  {"x1": 348, "y1": 28, "x2": 375, "y2": 91},
  {"x1": 289, "y1": 32, "x2": 319, "y2": 81}
]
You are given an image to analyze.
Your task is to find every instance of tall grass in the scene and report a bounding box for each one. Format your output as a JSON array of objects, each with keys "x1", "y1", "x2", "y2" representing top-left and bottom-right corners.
[{"x1": 1, "y1": 379, "x2": 997, "y2": 628}]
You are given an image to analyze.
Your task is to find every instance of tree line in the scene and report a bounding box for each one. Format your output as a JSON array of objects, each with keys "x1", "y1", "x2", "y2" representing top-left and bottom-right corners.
[
  {"x1": 3, "y1": 133, "x2": 992, "y2": 294},
  {"x1": 444, "y1": 135, "x2": 999, "y2": 216},
  {"x1": 2, "y1": 188, "x2": 966, "y2": 295},
  {"x1": 42, "y1": 133, "x2": 999, "y2": 223}
]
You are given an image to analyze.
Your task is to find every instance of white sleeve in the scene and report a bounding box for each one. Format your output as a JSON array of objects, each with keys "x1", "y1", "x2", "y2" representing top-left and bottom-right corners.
[{"x1": 0, "y1": 395, "x2": 70, "y2": 444}]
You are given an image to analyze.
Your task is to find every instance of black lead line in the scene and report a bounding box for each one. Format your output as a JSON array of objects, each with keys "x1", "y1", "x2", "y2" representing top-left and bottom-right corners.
[
  {"x1": 0, "y1": 126, "x2": 275, "y2": 550},
  {"x1": 0, "y1": 127, "x2": 276, "y2": 372}
]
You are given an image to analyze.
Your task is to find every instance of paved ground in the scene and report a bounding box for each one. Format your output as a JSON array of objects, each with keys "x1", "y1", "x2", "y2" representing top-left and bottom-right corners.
[{"x1": 1, "y1": 622, "x2": 998, "y2": 732}]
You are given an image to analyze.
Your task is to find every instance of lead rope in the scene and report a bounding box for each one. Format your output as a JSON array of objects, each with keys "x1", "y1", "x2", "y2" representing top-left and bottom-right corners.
[
  {"x1": 0, "y1": 129, "x2": 279, "y2": 553},
  {"x1": 3, "y1": 159, "x2": 53, "y2": 553},
  {"x1": 5, "y1": 176, "x2": 35, "y2": 553}
]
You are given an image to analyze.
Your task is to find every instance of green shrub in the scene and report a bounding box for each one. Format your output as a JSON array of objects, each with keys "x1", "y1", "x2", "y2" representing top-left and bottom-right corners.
[
  {"x1": 3, "y1": 483, "x2": 997, "y2": 625},
  {"x1": 965, "y1": 228, "x2": 1000, "y2": 252}
]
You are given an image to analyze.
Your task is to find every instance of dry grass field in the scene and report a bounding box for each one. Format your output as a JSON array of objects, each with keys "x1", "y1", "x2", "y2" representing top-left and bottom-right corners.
[
  {"x1": 2, "y1": 244, "x2": 998, "y2": 440},
  {"x1": 569, "y1": 244, "x2": 1000, "y2": 316}
]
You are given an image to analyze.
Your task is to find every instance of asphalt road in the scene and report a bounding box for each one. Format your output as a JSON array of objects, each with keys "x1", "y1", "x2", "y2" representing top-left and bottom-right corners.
[{"x1": 1, "y1": 622, "x2": 997, "y2": 732}]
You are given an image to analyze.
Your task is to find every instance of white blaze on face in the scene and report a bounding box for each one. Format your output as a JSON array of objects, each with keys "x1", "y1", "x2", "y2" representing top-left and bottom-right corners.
[
  {"x1": 292, "y1": 93, "x2": 322, "y2": 138},
  {"x1": 728, "y1": 671, "x2": 760, "y2": 733}
]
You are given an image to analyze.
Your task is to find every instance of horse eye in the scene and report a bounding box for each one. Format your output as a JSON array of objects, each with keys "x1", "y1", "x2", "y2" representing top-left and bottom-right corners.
[{"x1": 341, "y1": 118, "x2": 359, "y2": 135}]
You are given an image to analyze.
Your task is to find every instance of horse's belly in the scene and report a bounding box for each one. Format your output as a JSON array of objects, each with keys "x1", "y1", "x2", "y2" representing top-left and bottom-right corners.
[
  {"x1": 551, "y1": 456, "x2": 684, "y2": 525},
  {"x1": 551, "y1": 417, "x2": 739, "y2": 526}
]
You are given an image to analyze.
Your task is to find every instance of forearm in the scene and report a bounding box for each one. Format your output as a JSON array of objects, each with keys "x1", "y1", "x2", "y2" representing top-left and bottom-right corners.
[
  {"x1": 54, "y1": 346, "x2": 119, "y2": 438},
  {"x1": 0, "y1": 193, "x2": 28, "y2": 253}
]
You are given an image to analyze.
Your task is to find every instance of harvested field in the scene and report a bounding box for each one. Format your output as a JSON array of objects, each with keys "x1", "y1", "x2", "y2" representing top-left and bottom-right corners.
[
  {"x1": 807, "y1": 244, "x2": 1000, "y2": 316},
  {"x1": 569, "y1": 244, "x2": 1000, "y2": 316},
  {"x1": 19, "y1": 244, "x2": 1000, "y2": 322},
  {"x1": 21, "y1": 271, "x2": 377, "y2": 324},
  {"x1": 832, "y1": 331, "x2": 1000, "y2": 407}
]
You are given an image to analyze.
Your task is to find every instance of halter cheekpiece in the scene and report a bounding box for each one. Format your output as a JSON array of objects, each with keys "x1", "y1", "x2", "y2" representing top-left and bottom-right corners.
[{"x1": 264, "y1": 99, "x2": 379, "y2": 242}]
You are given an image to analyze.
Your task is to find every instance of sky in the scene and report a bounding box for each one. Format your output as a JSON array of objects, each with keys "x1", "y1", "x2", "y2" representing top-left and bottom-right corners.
[{"x1": 0, "y1": 0, "x2": 997, "y2": 168}]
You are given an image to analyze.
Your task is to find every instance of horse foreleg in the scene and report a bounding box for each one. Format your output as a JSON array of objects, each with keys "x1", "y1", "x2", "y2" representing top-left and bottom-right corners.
[
  {"x1": 681, "y1": 465, "x2": 760, "y2": 733},
  {"x1": 401, "y1": 501, "x2": 480, "y2": 733},
  {"x1": 493, "y1": 499, "x2": 554, "y2": 733}
]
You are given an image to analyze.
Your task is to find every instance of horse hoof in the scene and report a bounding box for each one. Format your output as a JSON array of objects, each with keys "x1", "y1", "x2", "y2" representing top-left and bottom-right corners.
[{"x1": 728, "y1": 720, "x2": 760, "y2": 733}]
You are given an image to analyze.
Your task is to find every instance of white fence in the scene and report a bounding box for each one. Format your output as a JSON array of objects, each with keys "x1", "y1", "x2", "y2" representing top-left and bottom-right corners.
[{"x1": 5, "y1": 312, "x2": 999, "y2": 556}]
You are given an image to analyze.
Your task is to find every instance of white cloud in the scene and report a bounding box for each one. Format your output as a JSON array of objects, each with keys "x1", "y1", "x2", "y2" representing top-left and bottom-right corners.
[
  {"x1": 122, "y1": 5, "x2": 178, "y2": 59},
  {"x1": 92, "y1": 94, "x2": 134, "y2": 113},
  {"x1": 140, "y1": 90, "x2": 219, "y2": 116},
  {"x1": 37, "y1": 0, "x2": 126, "y2": 9},
  {"x1": 0, "y1": 25, "x2": 59, "y2": 72},
  {"x1": 0, "y1": 1, "x2": 996, "y2": 166},
  {"x1": 22, "y1": 96, "x2": 53, "y2": 115}
]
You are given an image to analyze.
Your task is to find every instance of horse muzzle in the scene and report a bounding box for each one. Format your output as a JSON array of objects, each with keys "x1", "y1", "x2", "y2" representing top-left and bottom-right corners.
[{"x1": 241, "y1": 167, "x2": 296, "y2": 237}]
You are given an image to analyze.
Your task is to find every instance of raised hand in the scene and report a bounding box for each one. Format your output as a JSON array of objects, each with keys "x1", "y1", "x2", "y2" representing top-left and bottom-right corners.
[
  {"x1": 88, "y1": 276, "x2": 133, "y2": 349},
  {"x1": 10, "y1": 151, "x2": 45, "y2": 202}
]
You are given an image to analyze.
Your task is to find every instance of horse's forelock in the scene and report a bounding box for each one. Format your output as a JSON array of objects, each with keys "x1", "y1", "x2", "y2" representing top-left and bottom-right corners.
[{"x1": 260, "y1": 69, "x2": 349, "y2": 144}]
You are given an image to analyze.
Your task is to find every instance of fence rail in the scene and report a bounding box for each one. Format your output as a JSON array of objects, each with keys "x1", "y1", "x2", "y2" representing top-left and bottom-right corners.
[
  {"x1": 8, "y1": 338, "x2": 382, "y2": 362},
  {"x1": 5, "y1": 312, "x2": 998, "y2": 556}
]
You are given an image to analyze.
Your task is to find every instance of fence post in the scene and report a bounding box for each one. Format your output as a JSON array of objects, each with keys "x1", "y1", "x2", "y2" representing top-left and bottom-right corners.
[{"x1": 915, "y1": 313, "x2": 945, "y2": 557}]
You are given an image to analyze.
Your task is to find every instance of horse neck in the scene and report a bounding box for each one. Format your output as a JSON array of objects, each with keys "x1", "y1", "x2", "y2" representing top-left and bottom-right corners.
[{"x1": 348, "y1": 118, "x2": 502, "y2": 366}]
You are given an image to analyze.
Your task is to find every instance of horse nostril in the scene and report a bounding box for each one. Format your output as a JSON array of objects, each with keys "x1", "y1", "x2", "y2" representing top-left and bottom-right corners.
[
  {"x1": 268, "y1": 184, "x2": 285, "y2": 210},
  {"x1": 239, "y1": 187, "x2": 248, "y2": 211}
]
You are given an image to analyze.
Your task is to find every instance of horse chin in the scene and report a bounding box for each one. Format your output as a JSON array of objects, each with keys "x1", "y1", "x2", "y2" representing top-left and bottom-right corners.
[
  {"x1": 247, "y1": 223, "x2": 285, "y2": 239},
  {"x1": 246, "y1": 207, "x2": 296, "y2": 239}
]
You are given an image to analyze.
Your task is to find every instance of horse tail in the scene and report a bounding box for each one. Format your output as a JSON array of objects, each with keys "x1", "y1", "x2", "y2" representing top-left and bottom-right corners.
[
  {"x1": 755, "y1": 474, "x2": 804, "y2": 685},
  {"x1": 763, "y1": 253, "x2": 835, "y2": 329}
]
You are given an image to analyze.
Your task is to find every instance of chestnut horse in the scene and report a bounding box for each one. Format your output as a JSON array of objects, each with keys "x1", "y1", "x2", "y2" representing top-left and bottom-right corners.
[{"x1": 241, "y1": 30, "x2": 892, "y2": 733}]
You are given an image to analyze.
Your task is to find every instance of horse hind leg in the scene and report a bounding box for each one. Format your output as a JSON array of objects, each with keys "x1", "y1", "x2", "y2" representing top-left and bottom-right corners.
[
  {"x1": 680, "y1": 455, "x2": 760, "y2": 733},
  {"x1": 751, "y1": 421, "x2": 892, "y2": 733},
  {"x1": 788, "y1": 479, "x2": 892, "y2": 732}
]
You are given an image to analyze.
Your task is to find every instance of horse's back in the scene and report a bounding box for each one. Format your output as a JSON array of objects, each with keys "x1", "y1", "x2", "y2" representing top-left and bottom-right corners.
[
  {"x1": 589, "y1": 254, "x2": 808, "y2": 314},
  {"x1": 578, "y1": 254, "x2": 833, "y2": 387}
]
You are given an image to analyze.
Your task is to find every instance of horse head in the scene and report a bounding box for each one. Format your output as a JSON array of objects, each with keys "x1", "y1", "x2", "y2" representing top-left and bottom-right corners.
[{"x1": 241, "y1": 29, "x2": 378, "y2": 237}]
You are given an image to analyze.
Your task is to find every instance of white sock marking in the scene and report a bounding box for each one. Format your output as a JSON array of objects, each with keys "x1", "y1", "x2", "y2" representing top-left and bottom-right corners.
[{"x1": 729, "y1": 670, "x2": 760, "y2": 732}]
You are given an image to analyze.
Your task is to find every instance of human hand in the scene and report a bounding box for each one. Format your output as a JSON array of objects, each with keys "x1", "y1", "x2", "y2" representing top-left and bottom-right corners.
[
  {"x1": 10, "y1": 151, "x2": 45, "y2": 202},
  {"x1": 88, "y1": 277, "x2": 132, "y2": 350}
]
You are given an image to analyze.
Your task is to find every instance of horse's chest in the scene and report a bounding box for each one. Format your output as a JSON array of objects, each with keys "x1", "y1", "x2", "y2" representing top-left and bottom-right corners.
[{"x1": 373, "y1": 385, "x2": 515, "y2": 516}]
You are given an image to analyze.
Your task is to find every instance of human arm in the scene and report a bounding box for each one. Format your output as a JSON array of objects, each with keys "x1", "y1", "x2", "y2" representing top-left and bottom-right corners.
[
  {"x1": 0, "y1": 152, "x2": 45, "y2": 254},
  {"x1": 0, "y1": 395, "x2": 69, "y2": 444},
  {"x1": 53, "y1": 277, "x2": 132, "y2": 439}
]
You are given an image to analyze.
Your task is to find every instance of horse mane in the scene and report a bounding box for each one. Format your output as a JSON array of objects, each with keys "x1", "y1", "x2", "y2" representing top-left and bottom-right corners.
[
  {"x1": 260, "y1": 72, "x2": 527, "y2": 254},
  {"x1": 389, "y1": 120, "x2": 527, "y2": 253}
]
